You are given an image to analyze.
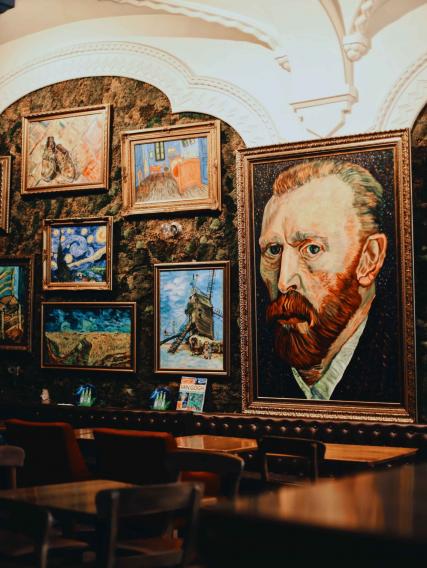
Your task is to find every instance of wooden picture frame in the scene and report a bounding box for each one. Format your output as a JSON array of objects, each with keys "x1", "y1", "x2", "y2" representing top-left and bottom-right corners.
[
  {"x1": 41, "y1": 302, "x2": 137, "y2": 372},
  {"x1": 236, "y1": 129, "x2": 416, "y2": 422},
  {"x1": 42, "y1": 216, "x2": 113, "y2": 291},
  {"x1": 121, "y1": 120, "x2": 221, "y2": 215},
  {"x1": 154, "y1": 261, "x2": 230, "y2": 376},
  {"x1": 0, "y1": 156, "x2": 11, "y2": 233},
  {"x1": 21, "y1": 104, "x2": 110, "y2": 195},
  {"x1": 0, "y1": 256, "x2": 34, "y2": 351}
]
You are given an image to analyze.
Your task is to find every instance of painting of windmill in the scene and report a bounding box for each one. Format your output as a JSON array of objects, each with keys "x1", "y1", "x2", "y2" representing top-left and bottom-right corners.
[{"x1": 157, "y1": 264, "x2": 227, "y2": 373}]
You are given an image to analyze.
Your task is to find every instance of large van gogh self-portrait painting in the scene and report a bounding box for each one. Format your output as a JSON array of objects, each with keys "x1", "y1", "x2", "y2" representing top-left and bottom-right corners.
[
  {"x1": 42, "y1": 217, "x2": 113, "y2": 290},
  {"x1": 121, "y1": 121, "x2": 221, "y2": 215},
  {"x1": 41, "y1": 302, "x2": 136, "y2": 372},
  {"x1": 154, "y1": 262, "x2": 230, "y2": 376},
  {"x1": 236, "y1": 130, "x2": 416, "y2": 422},
  {"x1": 0, "y1": 257, "x2": 34, "y2": 351}
]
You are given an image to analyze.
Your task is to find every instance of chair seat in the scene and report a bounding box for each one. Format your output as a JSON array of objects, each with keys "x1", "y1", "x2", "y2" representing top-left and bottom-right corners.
[{"x1": 181, "y1": 471, "x2": 220, "y2": 497}]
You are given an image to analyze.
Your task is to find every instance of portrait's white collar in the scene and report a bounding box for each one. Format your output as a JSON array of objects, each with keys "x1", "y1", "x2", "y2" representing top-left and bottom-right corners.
[{"x1": 291, "y1": 317, "x2": 368, "y2": 401}]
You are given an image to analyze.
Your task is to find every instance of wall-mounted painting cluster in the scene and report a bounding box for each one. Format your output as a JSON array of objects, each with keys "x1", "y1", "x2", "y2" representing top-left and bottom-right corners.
[{"x1": 2, "y1": 104, "x2": 227, "y2": 377}]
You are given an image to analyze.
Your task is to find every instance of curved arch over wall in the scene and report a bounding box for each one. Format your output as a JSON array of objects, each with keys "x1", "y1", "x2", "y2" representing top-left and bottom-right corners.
[
  {"x1": 0, "y1": 40, "x2": 280, "y2": 147},
  {"x1": 374, "y1": 51, "x2": 427, "y2": 131}
]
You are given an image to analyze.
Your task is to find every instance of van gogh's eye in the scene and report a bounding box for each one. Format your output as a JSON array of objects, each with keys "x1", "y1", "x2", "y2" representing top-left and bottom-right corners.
[
  {"x1": 267, "y1": 243, "x2": 282, "y2": 256},
  {"x1": 300, "y1": 243, "x2": 323, "y2": 260}
]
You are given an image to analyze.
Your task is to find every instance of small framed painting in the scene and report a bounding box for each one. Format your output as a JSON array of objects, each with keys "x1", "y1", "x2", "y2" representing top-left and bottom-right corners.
[
  {"x1": 0, "y1": 156, "x2": 11, "y2": 233},
  {"x1": 0, "y1": 256, "x2": 34, "y2": 351},
  {"x1": 42, "y1": 217, "x2": 113, "y2": 291},
  {"x1": 41, "y1": 302, "x2": 137, "y2": 373},
  {"x1": 154, "y1": 261, "x2": 230, "y2": 376},
  {"x1": 121, "y1": 120, "x2": 221, "y2": 215},
  {"x1": 21, "y1": 104, "x2": 110, "y2": 195}
]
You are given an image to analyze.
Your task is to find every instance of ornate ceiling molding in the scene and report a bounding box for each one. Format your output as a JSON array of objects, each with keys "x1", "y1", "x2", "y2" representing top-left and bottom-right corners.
[
  {"x1": 374, "y1": 51, "x2": 427, "y2": 130},
  {"x1": 99, "y1": 0, "x2": 282, "y2": 49},
  {"x1": 0, "y1": 40, "x2": 280, "y2": 146}
]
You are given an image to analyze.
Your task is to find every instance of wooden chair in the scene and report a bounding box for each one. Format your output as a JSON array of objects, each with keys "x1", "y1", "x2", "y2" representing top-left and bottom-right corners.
[
  {"x1": 93, "y1": 428, "x2": 178, "y2": 484},
  {"x1": 0, "y1": 499, "x2": 53, "y2": 568},
  {"x1": 95, "y1": 482, "x2": 202, "y2": 568},
  {"x1": 0, "y1": 445, "x2": 25, "y2": 489},
  {"x1": 166, "y1": 449, "x2": 244, "y2": 499},
  {"x1": 258, "y1": 436, "x2": 326, "y2": 485},
  {"x1": 5, "y1": 419, "x2": 91, "y2": 487}
]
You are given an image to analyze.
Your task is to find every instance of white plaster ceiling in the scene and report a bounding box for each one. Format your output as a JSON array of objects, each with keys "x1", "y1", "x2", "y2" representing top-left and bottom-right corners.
[{"x1": 0, "y1": 0, "x2": 426, "y2": 143}]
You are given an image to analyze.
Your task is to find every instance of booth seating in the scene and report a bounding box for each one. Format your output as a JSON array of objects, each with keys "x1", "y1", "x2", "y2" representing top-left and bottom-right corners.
[
  {"x1": 4, "y1": 419, "x2": 91, "y2": 487},
  {"x1": 93, "y1": 427, "x2": 178, "y2": 484}
]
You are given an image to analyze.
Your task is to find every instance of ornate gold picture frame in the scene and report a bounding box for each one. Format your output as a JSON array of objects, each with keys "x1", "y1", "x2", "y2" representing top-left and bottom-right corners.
[
  {"x1": 41, "y1": 302, "x2": 137, "y2": 373},
  {"x1": 42, "y1": 216, "x2": 113, "y2": 291},
  {"x1": 0, "y1": 156, "x2": 11, "y2": 233},
  {"x1": 236, "y1": 129, "x2": 416, "y2": 422},
  {"x1": 121, "y1": 120, "x2": 221, "y2": 216},
  {"x1": 154, "y1": 261, "x2": 230, "y2": 376},
  {"x1": 21, "y1": 104, "x2": 110, "y2": 195}
]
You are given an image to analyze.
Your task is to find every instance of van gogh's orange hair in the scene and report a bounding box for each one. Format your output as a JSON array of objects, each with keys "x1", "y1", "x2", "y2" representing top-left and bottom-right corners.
[{"x1": 273, "y1": 160, "x2": 384, "y2": 237}]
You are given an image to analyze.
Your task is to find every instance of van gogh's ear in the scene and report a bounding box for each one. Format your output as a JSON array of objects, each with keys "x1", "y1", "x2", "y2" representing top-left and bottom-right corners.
[{"x1": 356, "y1": 233, "x2": 388, "y2": 287}]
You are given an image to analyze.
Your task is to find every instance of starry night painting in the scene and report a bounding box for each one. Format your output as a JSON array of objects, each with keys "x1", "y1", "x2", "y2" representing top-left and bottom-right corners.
[
  {"x1": 43, "y1": 217, "x2": 112, "y2": 290},
  {"x1": 154, "y1": 261, "x2": 230, "y2": 376},
  {"x1": 41, "y1": 302, "x2": 136, "y2": 372}
]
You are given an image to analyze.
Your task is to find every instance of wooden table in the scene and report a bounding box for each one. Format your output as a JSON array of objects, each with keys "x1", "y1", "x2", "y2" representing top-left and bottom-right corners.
[
  {"x1": 199, "y1": 463, "x2": 427, "y2": 565},
  {"x1": 74, "y1": 429, "x2": 417, "y2": 465},
  {"x1": 0, "y1": 479, "x2": 133, "y2": 522}
]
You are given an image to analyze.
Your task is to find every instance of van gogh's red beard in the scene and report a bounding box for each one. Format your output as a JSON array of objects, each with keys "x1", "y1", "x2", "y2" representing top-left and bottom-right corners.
[{"x1": 266, "y1": 271, "x2": 362, "y2": 371}]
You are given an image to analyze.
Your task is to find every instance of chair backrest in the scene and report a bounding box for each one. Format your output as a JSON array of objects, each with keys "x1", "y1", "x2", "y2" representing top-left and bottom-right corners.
[
  {"x1": 93, "y1": 428, "x2": 178, "y2": 484},
  {"x1": 258, "y1": 436, "x2": 326, "y2": 483},
  {"x1": 0, "y1": 445, "x2": 25, "y2": 489},
  {"x1": 0, "y1": 498, "x2": 53, "y2": 568},
  {"x1": 5, "y1": 419, "x2": 90, "y2": 486},
  {"x1": 166, "y1": 449, "x2": 244, "y2": 499},
  {"x1": 96, "y1": 482, "x2": 202, "y2": 568}
]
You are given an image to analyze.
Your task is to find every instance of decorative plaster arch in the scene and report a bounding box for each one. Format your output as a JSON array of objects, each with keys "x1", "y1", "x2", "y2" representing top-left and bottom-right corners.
[
  {"x1": 374, "y1": 51, "x2": 427, "y2": 131},
  {"x1": 0, "y1": 40, "x2": 281, "y2": 146}
]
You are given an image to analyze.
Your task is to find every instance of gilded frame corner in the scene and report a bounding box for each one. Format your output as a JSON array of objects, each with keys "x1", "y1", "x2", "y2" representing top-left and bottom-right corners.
[{"x1": 237, "y1": 129, "x2": 416, "y2": 423}]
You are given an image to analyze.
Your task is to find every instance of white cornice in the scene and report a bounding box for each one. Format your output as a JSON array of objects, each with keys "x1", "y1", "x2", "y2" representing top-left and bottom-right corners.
[
  {"x1": 374, "y1": 51, "x2": 427, "y2": 130},
  {"x1": 99, "y1": 0, "x2": 282, "y2": 49},
  {"x1": 0, "y1": 40, "x2": 281, "y2": 146}
]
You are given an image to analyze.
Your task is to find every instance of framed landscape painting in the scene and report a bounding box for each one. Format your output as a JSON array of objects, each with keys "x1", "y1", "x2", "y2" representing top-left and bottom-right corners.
[
  {"x1": 42, "y1": 217, "x2": 113, "y2": 290},
  {"x1": 0, "y1": 156, "x2": 11, "y2": 233},
  {"x1": 41, "y1": 302, "x2": 136, "y2": 372},
  {"x1": 154, "y1": 261, "x2": 230, "y2": 376},
  {"x1": 0, "y1": 256, "x2": 34, "y2": 351},
  {"x1": 21, "y1": 104, "x2": 110, "y2": 195},
  {"x1": 121, "y1": 120, "x2": 221, "y2": 215},
  {"x1": 236, "y1": 129, "x2": 416, "y2": 422}
]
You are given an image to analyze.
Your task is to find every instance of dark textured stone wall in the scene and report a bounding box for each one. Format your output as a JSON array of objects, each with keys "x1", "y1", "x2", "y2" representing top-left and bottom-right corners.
[
  {"x1": 412, "y1": 104, "x2": 427, "y2": 421},
  {"x1": 0, "y1": 76, "x2": 244, "y2": 411}
]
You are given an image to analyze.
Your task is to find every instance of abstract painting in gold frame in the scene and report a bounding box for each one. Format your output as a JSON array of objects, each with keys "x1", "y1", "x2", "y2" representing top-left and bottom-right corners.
[
  {"x1": 236, "y1": 129, "x2": 416, "y2": 423},
  {"x1": 154, "y1": 261, "x2": 230, "y2": 376},
  {"x1": 121, "y1": 120, "x2": 221, "y2": 215},
  {"x1": 21, "y1": 104, "x2": 110, "y2": 195},
  {"x1": 0, "y1": 156, "x2": 11, "y2": 233},
  {"x1": 41, "y1": 302, "x2": 136, "y2": 373},
  {"x1": 42, "y1": 217, "x2": 113, "y2": 291},
  {"x1": 0, "y1": 256, "x2": 34, "y2": 352}
]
